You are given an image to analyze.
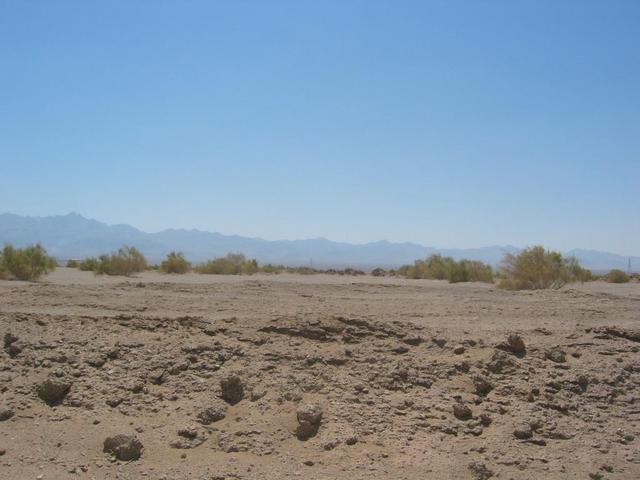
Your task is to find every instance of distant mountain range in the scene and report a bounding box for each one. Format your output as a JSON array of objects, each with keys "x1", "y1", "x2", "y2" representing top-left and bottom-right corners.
[{"x1": 0, "y1": 213, "x2": 637, "y2": 272}]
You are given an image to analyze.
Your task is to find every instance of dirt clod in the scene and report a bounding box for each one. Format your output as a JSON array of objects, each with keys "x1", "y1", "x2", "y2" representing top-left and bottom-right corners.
[
  {"x1": 453, "y1": 403, "x2": 472, "y2": 420},
  {"x1": 103, "y1": 434, "x2": 143, "y2": 461},
  {"x1": 197, "y1": 403, "x2": 226, "y2": 425},
  {"x1": 296, "y1": 402, "x2": 323, "y2": 440},
  {"x1": 220, "y1": 374, "x2": 244, "y2": 405},
  {"x1": 36, "y1": 377, "x2": 71, "y2": 405}
]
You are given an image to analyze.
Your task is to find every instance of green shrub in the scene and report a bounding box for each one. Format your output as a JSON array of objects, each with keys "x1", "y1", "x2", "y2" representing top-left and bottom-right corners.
[
  {"x1": 89, "y1": 246, "x2": 148, "y2": 276},
  {"x1": 160, "y1": 251, "x2": 191, "y2": 274},
  {"x1": 79, "y1": 257, "x2": 99, "y2": 271},
  {"x1": 261, "y1": 263, "x2": 285, "y2": 274},
  {"x1": 398, "y1": 255, "x2": 493, "y2": 283},
  {"x1": 196, "y1": 253, "x2": 258, "y2": 275},
  {"x1": 399, "y1": 254, "x2": 456, "y2": 280},
  {"x1": 448, "y1": 259, "x2": 494, "y2": 283},
  {"x1": 0, "y1": 244, "x2": 56, "y2": 281},
  {"x1": 606, "y1": 269, "x2": 630, "y2": 283},
  {"x1": 497, "y1": 246, "x2": 590, "y2": 290},
  {"x1": 66, "y1": 259, "x2": 79, "y2": 268}
]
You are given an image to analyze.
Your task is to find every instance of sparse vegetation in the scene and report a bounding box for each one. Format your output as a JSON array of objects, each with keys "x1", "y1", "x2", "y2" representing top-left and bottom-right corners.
[
  {"x1": 66, "y1": 259, "x2": 79, "y2": 268},
  {"x1": 96, "y1": 246, "x2": 147, "y2": 276},
  {"x1": 160, "y1": 251, "x2": 191, "y2": 274},
  {"x1": 606, "y1": 269, "x2": 630, "y2": 283},
  {"x1": 191, "y1": 256, "x2": 369, "y2": 276},
  {"x1": 79, "y1": 257, "x2": 100, "y2": 271},
  {"x1": 398, "y1": 254, "x2": 493, "y2": 283},
  {"x1": 497, "y1": 246, "x2": 590, "y2": 290},
  {"x1": 261, "y1": 263, "x2": 286, "y2": 274},
  {"x1": 371, "y1": 267, "x2": 387, "y2": 277},
  {"x1": 447, "y1": 259, "x2": 494, "y2": 283},
  {"x1": 195, "y1": 253, "x2": 259, "y2": 275},
  {"x1": 0, "y1": 244, "x2": 57, "y2": 281},
  {"x1": 78, "y1": 246, "x2": 148, "y2": 276},
  {"x1": 0, "y1": 255, "x2": 6, "y2": 280},
  {"x1": 329, "y1": 268, "x2": 365, "y2": 276}
]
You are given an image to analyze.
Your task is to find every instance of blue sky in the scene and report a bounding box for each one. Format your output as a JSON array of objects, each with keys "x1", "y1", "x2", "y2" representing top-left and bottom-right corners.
[{"x1": 1, "y1": 0, "x2": 638, "y2": 255}]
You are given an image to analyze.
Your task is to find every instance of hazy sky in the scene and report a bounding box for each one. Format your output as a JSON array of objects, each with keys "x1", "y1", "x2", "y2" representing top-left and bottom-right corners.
[{"x1": 1, "y1": 1, "x2": 638, "y2": 255}]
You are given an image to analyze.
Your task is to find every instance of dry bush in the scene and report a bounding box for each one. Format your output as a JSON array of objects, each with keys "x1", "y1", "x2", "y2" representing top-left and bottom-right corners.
[
  {"x1": 403, "y1": 254, "x2": 454, "y2": 280},
  {"x1": 371, "y1": 267, "x2": 387, "y2": 277},
  {"x1": 0, "y1": 244, "x2": 56, "y2": 281},
  {"x1": 260, "y1": 263, "x2": 286, "y2": 274},
  {"x1": 66, "y1": 259, "x2": 79, "y2": 268},
  {"x1": 92, "y1": 246, "x2": 148, "y2": 276},
  {"x1": 285, "y1": 266, "x2": 319, "y2": 275},
  {"x1": 497, "y1": 246, "x2": 590, "y2": 290},
  {"x1": 606, "y1": 269, "x2": 630, "y2": 283},
  {"x1": 160, "y1": 251, "x2": 191, "y2": 274},
  {"x1": 448, "y1": 259, "x2": 494, "y2": 283},
  {"x1": 79, "y1": 257, "x2": 99, "y2": 271},
  {"x1": 196, "y1": 253, "x2": 258, "y2": 275},
  {"x1": 398, "y1": 255, "x2": 493, "y2": 283}
]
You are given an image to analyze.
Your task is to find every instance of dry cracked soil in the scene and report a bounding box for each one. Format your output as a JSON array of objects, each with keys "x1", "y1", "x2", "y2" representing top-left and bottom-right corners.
[{"x1": 1, "y1": 268, "x2": 639, "y2": 479}]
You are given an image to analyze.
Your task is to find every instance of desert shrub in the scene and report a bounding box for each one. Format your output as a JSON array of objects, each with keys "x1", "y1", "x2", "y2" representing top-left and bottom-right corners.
[
  {"x1": 424, "y1": 254, "x2": 456, "y2": 280},
  {"x1": 343, "y1": 268, "x2": 365, "y2": 276},
  {"x1": 196, "y1": 253, "x2": 258, "y2": 275},
  {"x1": 286, "y1": 266, "x2": 317, "y2": 275},
  {"x1": 497, "y1": 246, "x2": 590, "y2": 290},
  {"x1": 398, "y1": 255, "x2": 493, "y2": 283},
  {"x1": 79, "y1": 257, "x2": 99, "y2": 271},
  {"x1": 606, "y1": 269, "x2": 630, "y2": 283},
  {"x1": 92, "y1": 246, "x2": 148, "y2": 276},
  {"x1": 371, "y1": 267, "x2": 387, "y2": 277},
  {"x1": 160, "y1": 251, "x2": 191, "y2": 274},
  {"x1": 400, "y1": 254, "x2": 456, "y2": 280},
  {"x1": 261, "y1": 263, "x2": 285, "y2": 274},
  {"x1": 0, "y1": 244, "x2": 56, "y2": 281},
  {"x1": 66, "y1": 259, "x2": 79, "y2": 268},
  {"x1": 448, "y1": 260, "x2": 494, "y2": 283}
]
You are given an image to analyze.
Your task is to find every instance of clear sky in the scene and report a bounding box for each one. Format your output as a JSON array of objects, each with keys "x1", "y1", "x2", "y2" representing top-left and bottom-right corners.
[{"x1": 1, "y1": 0, "x2": 638, "y2": 255}]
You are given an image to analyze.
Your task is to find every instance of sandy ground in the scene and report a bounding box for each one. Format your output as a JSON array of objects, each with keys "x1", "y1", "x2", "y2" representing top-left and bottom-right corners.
[{"x1": 1, "y1": 268, "x2": 639, "y2": 479}]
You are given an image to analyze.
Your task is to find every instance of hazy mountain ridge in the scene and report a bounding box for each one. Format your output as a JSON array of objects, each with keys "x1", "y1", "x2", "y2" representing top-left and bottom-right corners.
[{"x1": 0, "y1": 213, "x2": 636, "y2": 271}]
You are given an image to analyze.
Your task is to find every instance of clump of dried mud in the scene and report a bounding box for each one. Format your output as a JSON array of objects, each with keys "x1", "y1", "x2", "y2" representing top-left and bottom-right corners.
[{"x1": 0, "y1": 269, "x2": 639, "y2": 479}]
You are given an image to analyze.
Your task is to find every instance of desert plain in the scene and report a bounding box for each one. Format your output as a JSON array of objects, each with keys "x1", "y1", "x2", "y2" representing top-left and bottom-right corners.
[{"x1": 1, "y1": 268, "x2": 639, "y2": 479}]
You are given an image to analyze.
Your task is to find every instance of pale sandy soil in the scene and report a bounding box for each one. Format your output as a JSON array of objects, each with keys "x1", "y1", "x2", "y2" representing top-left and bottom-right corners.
[{"x1": 1, "y1": 268, "x2": 639, "y2": 479}]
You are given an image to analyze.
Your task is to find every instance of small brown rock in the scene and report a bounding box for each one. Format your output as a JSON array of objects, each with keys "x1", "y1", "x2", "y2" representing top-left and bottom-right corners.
[
  {"x1": 545, "y1": 347, "x2": 567, "y2": 363},
  {"x1": 513, "y1": 423, "x2": 533, "y2": 439},
  {"x1": 473, "y1": 375, "x2": 493, "y2": 397},
  {"x1": 37, "y1": 378, "x2": 71, "y2": 405},
  {"x1": 0, "y1": 408, "x2": 14, "y2": 421},
  {"x1": 469, "y1": 461, "x2": 494, "y2": 480},
  {"x1": 507, "y1": 334, "x2": 526, "y2": 356},
  {"x1": 453, "y1": 403, "x2": 472, "y2": 420},
  {"x1": 197, "y1": 403, "x2": 226, "y2": 425},
  {"x1": 296, "y1": 402, "x2": 323, "y2": 440},
  {"x1": 220, "y1": 374, "x2": 244, "y2": 405},
  {"x1": 103, "y1": 434, "x2": 143, "y2": 461}
]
